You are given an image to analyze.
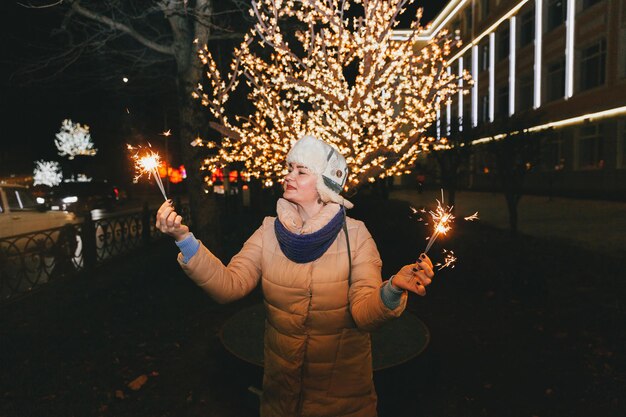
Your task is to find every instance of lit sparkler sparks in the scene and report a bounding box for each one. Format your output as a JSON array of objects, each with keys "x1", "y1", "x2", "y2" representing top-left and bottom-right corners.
[
  {"x1": 423, "y1": 190, "x2": 455, "y2": 255},
  {"x1": 464, "y1": 212, "x2": 479, "y2": 221},
  {"x1": 414, "y1": 190, "x2": 479, "y2": 271},
  {"x1": 435, "y1": 249, "x2": 457, "y2": 270},
  {"x1": 128, "y1": 144, "x2": 168, "y2": 201}
]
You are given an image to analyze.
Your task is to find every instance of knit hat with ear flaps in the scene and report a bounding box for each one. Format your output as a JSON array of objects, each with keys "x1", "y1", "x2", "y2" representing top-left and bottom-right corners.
[{"x1": 286, "y1": 135, "x2": 354, "y2": 209}]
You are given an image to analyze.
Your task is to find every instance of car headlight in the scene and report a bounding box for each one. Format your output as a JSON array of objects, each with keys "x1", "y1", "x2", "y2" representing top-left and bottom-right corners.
[
  {"x1": 36, "y1": 197, "x2": 45, "y2": 204},
  {"x1": 62, "y1": 196, "x2": 78, "y2": 204}
]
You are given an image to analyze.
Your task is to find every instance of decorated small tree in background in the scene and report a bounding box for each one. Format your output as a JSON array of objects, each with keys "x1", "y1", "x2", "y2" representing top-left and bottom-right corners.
[
  {"x1": 195, "y1": 0, "x2": 470, "y2": 193},
  {"x1": 55, "y1": 119, "x2": 97, "y2": 160},
  {"x1": 54, "y1": 118, "x2": 97, "y2": 182},
  {"x1": 33, "y1": 160, "x2": 63, "y2": 187}
]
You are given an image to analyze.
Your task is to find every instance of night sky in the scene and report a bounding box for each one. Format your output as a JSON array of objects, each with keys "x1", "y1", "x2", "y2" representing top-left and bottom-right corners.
[{"x1": 0, "y1": 1, "x2": 444, "y2": 181}]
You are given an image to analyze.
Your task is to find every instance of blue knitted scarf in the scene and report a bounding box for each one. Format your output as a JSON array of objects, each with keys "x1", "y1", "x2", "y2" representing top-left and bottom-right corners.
[{"x1": 274, "y1": 207, "x2": 345, "y2": 264}]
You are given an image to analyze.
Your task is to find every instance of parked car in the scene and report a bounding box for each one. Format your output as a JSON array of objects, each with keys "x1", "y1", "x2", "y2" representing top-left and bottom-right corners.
[
  {"x1": 45, "y1": 181, "x2": 124, "y2": 214},
  {"x1": 0, "y1": 183, "x2": 76, "y2": 238}
]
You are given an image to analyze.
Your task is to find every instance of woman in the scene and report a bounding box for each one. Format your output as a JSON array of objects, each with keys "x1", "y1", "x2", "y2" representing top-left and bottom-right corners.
[{"x1": 156, "y1": 135, "x2": 434, "y2": 417}]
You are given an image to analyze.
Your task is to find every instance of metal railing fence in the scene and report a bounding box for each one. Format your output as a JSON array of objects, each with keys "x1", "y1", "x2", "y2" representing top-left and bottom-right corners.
[{"x1": 0, "y1": 203, "x2": 187, "y2": 303}]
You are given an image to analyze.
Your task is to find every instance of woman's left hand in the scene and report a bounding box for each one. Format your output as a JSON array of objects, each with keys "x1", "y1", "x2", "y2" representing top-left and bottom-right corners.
[{"x1": 390, "y1": 253, "x2": 435, "y2": 296}]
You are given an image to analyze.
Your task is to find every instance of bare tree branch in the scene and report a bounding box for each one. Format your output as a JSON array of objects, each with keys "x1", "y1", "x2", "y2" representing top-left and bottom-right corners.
[{"x1": 68, "y1": 0, "x2": 175, "y2": 55}]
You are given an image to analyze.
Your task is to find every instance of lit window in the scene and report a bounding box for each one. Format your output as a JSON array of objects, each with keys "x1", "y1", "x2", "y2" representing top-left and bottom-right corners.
[
  {"x1": 547, "y1": 0, "x2": 566, "y2": 32},
  {"x1": 520, "y1": 9, "x2": 534, "y2": 47},
  {"x1": 576, "y1": 124, "x2": 605, "y2": 170},
  {"x1": 579, "y1": 39, "x2": 607, "y2": 91},
  {"x1": 546, "y1": 59, "x2": 565, "y2": 102}
]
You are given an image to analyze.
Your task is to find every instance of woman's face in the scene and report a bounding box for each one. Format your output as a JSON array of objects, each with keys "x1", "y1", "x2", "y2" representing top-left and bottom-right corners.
[{"x1": 283, "y1": 162, "x2": 319, "y2": 206}]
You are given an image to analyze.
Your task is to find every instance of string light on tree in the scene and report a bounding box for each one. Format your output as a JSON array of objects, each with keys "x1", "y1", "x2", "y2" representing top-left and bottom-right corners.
[
  {"x1": 55, "y1": 119, "x2": 97, "y2": 160},
  {"x1": 194, "y1": 0, "x2": 471, "y2": 192},
  {"x1": 33, "y1": 160, "x2": 63, "y2": 187}
]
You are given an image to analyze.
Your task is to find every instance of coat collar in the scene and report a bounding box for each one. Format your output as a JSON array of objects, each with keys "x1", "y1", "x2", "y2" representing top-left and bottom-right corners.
[{"x1": 276, "y1": 198, "x2": 341, "y2": 235}]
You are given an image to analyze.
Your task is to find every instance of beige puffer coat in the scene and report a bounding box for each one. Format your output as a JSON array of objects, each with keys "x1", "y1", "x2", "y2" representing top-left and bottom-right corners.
[{"x1": 178, "y1": 201, "x2": 407, "y2": 417}]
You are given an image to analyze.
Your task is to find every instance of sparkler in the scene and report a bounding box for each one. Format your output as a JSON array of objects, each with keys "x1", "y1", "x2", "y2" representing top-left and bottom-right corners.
[
  {"x1": 128, "y1": 144, "x2": 168, "y2": 201},
  {"x1": 414, "y1": 189, "x2": 479, "y2": 271},
  {"x1": 423, "y1": 190, "x2": 455, "y2": 255}
]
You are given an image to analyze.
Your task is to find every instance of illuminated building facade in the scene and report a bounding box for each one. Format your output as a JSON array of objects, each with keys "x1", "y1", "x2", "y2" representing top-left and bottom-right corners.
[{"x1": 397, "y1": 0, "x2": 626, "y2": 197}]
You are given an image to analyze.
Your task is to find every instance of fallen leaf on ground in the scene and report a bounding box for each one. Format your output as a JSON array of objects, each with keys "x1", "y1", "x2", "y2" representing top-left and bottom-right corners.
[
  {"x1": 127, "y1": 374, "x2": 148, "y2": 391},
  {"x1": 115, "y1": 390, "x2": 125, "y2": 399}
]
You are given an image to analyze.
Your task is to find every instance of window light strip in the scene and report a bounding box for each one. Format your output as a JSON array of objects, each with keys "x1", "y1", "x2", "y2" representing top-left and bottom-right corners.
[
  {"x1": 447, "y1": 66, "x2": 452, "y2": 135},
  {"x1": 436, "y1": 108, "x2": 441, "y2": 140},
  {"x1": 458, "y1": 57, "x2": 464, "y2": 131},
  {"x1": 471, "y1": 106, "x2": 626, "y2": 145},
  {"x1": 509, "y1": 16, "x2": 517, "y2": 115},
  {"x1": 449, "y1": 0, "x2": 530, "y2": 63},
  {"x1": 391, "y1": 0, "x2": 469, "y2": 41},
  {"x1": 472, "y1": 45, "x2": 478, "y2": 126},
  {"x1": 534, "y1": 0, "x2": 543, "y2": 109},
  {"x1": 489, "y1": 32, "x2": 495, "y2": 122},
  {"x1": 565, "y1": 0, "x2": 575, "y2": 99},
  {"x1": 393, "y1": 0, "x2": 530, "y2": 58}
]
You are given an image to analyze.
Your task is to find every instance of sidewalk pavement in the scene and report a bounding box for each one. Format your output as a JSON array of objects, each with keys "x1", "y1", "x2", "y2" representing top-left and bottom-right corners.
[{"x1": 390, "y1": 188, "x2": 626, "y2": 258}]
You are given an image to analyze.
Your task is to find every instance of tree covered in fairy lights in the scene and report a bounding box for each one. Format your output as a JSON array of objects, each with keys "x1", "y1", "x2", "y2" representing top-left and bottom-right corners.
[
  {"x1": 33, "y1": 160, "x2": 63, "y2": 187},
  {"x1": 194, "y1": 0, "x2": 471, "y2": 192},
  {"x1": 55, "y1": 119, "x2": 97, "y2": 160}
]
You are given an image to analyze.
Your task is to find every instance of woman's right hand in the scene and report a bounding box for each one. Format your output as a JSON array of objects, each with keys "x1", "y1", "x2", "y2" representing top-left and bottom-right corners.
[
  {"x1": 390, "y1": 253, "x2": 435, "y2": 296},
  {"x1": 156, "y1": 200, "x2": 190, "y2": 241}
]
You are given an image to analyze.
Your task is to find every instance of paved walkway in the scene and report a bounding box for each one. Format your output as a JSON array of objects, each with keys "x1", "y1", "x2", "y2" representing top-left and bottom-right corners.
[{"x1": 390, "y1": 188, "x2": 626, "y2": 257}]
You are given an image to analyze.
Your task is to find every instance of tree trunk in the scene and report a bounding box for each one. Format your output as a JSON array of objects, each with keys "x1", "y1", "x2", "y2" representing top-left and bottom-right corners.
[
  {"x1": 505, "y1": 192, "x2": 519, "y2": 236},
  {"x1": 173, "y1": 26, "x2": 225, "y2": 256}
]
